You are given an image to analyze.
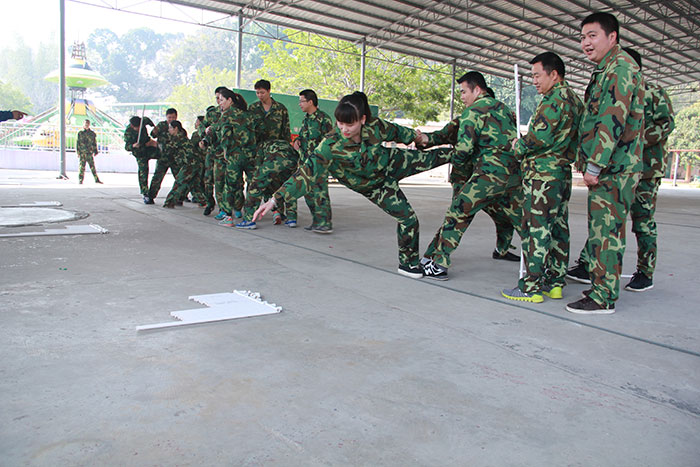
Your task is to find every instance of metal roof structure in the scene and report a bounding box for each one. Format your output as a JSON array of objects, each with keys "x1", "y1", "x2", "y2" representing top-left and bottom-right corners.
[{"x1": 138, "y1": 0, "x2": 700, "y2": 91}]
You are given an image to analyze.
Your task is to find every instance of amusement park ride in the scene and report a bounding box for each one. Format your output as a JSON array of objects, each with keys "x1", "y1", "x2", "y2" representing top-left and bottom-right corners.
[{"x1": 1, "y1": 42, "x2": 123, "y2": 150}]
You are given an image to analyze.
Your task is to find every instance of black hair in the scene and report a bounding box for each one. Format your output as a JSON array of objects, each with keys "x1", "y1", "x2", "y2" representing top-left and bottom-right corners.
[
  {"x1": 129, "y1": 116, "x2": 141, "y2": 127},
  {"x1": 457, "y1": 71, "x2": 488, "y2": 92},
  {"x1": 334, "y1": 91, "x2": 373, "y2": 124},
  {"x1": 485, "y1": 87, "x2": 496, "y2": 98},
  {"x1": 622, "y1": 47, "x2": 642, "y2": 69},
  {"x1": 581, "y1": 12, "x2": 620, "y2": 43},
  {"x1": 214, "y1": 86, "x2": 227, "y2": 94},
  {"x1": 170, "y1": 120, "x2": 187, "y2": 137},
  {"x1": 299, "y1": 89, "x2": 319, "y2": 107},
  {"x1": 530, "y1": 51, "x2": 566, "y2": 78},
  {"x1": 84, "y1": 119, "x2": 91, "y2": 124},
  {"x1": 166, "y1": 108, "x2": 177, "y2": 116},
  {"x1": 197, "y1": 116, "x2": 205, "y2": 123},
  {"x1": 254, "y1": 79, "x2": 271, "y2": 91}
]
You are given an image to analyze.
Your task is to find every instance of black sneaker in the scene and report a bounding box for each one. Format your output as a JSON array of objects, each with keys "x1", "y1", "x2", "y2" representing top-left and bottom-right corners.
[
  {"x1": 566, "y1": 297, "x2": 615, "y2": 315},
  {"x1": 566, "y1": 260, "x2": 590, "y2": 284},
  {"x1": 397, "y1": 264, "x2": 423, "y2": 279},
  {"x1": 422, "y1": 260, "x2": 448, "y2": 281},
  {"x1": 203, "y1": 206, "x2": 213, "y2": 216},
  {"x1": 304, "y1": 224, "x2": 316, "y2": 231},
  {"x1": 312, "y1": 226, "x2": 333, "y2": 234},
  {"x1": 492, "y1": 249, "x2": 520, "y2": 262},
  {"x1": 625, "y1": 271, "x2": 653, "y2": 292},
  {"x1": 143, "y1": 195, "x2": 154, "y2": 205}
]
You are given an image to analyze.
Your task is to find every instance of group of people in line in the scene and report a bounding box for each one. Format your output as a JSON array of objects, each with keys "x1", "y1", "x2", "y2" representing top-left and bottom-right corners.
[{"x1": 121, "y1": 11, "x2": 674, "y2": 315}]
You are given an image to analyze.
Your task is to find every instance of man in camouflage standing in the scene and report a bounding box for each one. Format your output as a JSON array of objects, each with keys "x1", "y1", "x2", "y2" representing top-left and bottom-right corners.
[
  {"x1": 294, "y1": 89, "x2": 334, "y2": 233},
  {"x1": 420, "y1": 71, "x2": 522, "y2": 281},
  {"x1": 76, "y1": 119, "x2": 102, "y2": 184},
  {"x1": 565, "y1": 12, "x2": 645, "y2": 314},
  {"x1": 501, "y1": 52, "x2": 583, "y2": 303},
  {"x1": 123, "y1": 115, "x2": 159, "y2": 204}
]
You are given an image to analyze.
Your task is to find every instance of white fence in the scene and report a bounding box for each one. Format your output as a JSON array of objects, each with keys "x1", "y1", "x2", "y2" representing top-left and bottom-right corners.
[{"x1": 0, "y1": 122, "x2": 124, "y2": 154}]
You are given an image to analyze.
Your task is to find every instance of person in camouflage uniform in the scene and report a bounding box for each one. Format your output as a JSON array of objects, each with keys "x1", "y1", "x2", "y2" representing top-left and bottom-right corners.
[
  {"x1": 204, "y1": 88, "x2": 257, "y2": 223},
  {"x1": 420, "y1": 71, "x2": 523, "y2": 281},
  {"x1": 499, "y1": 52, "x2": 584, "y2": 303},
  {"x1": 421, "y1": 94, "x2": 518, "y2": 261},
  {"x1": 188, "y1": 116, "x2": 207, "y2": 205},
  {"x1": 199, "y1": 104, "x2": 222, "y2": 216},
  {"x1": 293, "y1": 89, "x2": 335, "y2": 232},
  {"x1": 624, "y1": 48, "x2": 675, "y2": 292},
  {"x1": 163, "y1": 120, "x2": 199, "y2": 208},
  {"x1": 76, "y1": 119, "x2": 102, "y2": 184},
  {"x1": 565, "y1": 13, "x2": 645, "y2": 314},
  {"x1": 229, "y1": 80, "x2": 292, "y2": 227},
  {"x1": 252, "y1": 92, "x2": 452, "y2": 279},
  {"x1": 144, "y1": 108, "x2": 180, "y2": 202},
  {"x1": 123, "y1": 115, "x2": 160, "y2": 204}
]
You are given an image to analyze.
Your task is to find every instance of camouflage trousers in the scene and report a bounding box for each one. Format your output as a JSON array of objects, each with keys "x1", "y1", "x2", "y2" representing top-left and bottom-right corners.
[
  {"x1": 165, "y1": 159, "x2": 204, "y2": 205},
  {"x1": 355, "y1": 146, "x2": 452, "y2": 268},
  {"x1": 300, "y1": 176, "x2": 332, "y2": 228},
  {"x1": 77, "y1": 152, "x2": 99, "y2": 182},
  {"x1": 223, "y1": 151, "x2": 257, "y2": 216},
  {"x1": 148, "y1": 155, "x2": 179, "y2": 200},
  {"x1": 630, "y1": 177, "x2": 661, "y2": 277},
  {"x1": 451, "y1": 169, "x2": 514, "y2": 255},
  {"x1": 579, "y1": 173, "x2": 640, "y2": 307},
  {"x1": 517, "y1": 177, "x2": 572, "y2": 294},
  {"x1": 133, "y1": 146, "x2": 159, "y2": 196},
  {"x1": 424, "y1": 172, "x2": 523, "y2": 269},
  {"x1": 188, "y1": 159, "x2": 207, "y2": 204},
  {"x1": 242, "y1": 145, "x2": 298, "y2": 221},
  {"x1": 202, "y1": 150, "x2": 218, "y2": 209}
]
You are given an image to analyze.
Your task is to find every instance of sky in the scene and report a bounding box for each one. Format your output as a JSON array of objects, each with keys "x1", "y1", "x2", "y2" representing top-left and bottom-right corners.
[{"x1": 1, "y1": 0, "x2": 217, "y2": 49}]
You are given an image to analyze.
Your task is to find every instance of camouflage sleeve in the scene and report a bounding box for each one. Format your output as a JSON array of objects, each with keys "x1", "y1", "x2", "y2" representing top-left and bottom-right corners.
[
  {"x1": 579, "y1": 63, "x2": 640, "y2": 169},
  {"x1": 275, "y1": 138, "x2": 333, "y2": 204},
  {"x1": 515, "y1": 95, "x2": 560, "y2": 156},
  {"x1": 282, "y1": 107, "x2": 291, "y2": 142},
  {"x1": 645, "y1": 86, "x2": 675, "y2": 147},
  {"x1": 426, "y1": 118, "x2": 459, "y2": 147},
  {"x1": 123, "y1": 128, "x2": 136, "y2": 152},
  {"x1": 454, "y1": 107, "x2": 485, "y2": 165},
  {"x1": 376, "y1": 118, "x2": 417, "y2": 144},
  {"x1": 321, "y1": 112, "x2": 333, "y2": 136}
]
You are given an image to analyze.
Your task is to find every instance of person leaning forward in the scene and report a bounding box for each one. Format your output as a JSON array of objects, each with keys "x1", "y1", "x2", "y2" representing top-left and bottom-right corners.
[
  {"x1": 123, "y1": 115, "x2": 159, "y2": 204},
  {"x1": 501, "y1": 52, "x2": 584, "y2": 304},
  {"x1": 565, "y1": 12, "x2": 645, "y2": 315}
]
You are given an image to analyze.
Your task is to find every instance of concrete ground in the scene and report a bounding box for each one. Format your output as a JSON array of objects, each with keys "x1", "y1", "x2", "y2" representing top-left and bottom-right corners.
[{"x1": 1, "y1": 168, "x2": 699, "y2": 466}]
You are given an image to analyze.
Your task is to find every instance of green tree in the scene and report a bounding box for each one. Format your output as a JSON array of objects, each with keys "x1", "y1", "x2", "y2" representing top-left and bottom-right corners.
[
  {"x1": 0, "y1": 81, "x2": 33, "y2": 112},
  {"x1": 0, "y1": 41, "x2": 58, "y2": 113},
  {"x1": 668, "y1": 101, "x2": 700, "y2": 167},
  {"x1": 166, "y1": 66, "x2": 238, "y2": 130}
]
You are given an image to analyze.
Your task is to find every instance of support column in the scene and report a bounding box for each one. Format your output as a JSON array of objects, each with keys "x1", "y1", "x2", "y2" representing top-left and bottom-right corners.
[
  {"x1": 236, "y1": 13, "x2": 243, "y2": 89},
  {"x1": 360, "y1": 39, "x2": 366, "y2": 92},
  {"x1": 59, "y1": 0, "x2": 67, "y2": 179},
  {"x1": 449, "y1": 61, "x2": 456, "y2": 120}
]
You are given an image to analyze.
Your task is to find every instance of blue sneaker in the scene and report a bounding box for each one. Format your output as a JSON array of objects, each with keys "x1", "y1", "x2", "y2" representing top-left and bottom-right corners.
[
  {"x1": 214, "y1": 211, "x2": 227, "y2": 220},
  {"x1": 284, "y1": 219, "x2": 297, "y2": 228},
  {"x1": 235, "y1": 220, "x2": 257, "y2": 230}
]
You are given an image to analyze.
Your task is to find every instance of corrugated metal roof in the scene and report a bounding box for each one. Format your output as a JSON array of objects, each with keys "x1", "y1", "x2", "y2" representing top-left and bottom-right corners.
[{"x1": 96, "y1": 0, "x2": 700, "y2": 90}]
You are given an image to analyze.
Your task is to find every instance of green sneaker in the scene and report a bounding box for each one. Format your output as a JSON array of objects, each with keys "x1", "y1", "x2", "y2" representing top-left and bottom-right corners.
[
  {"x1": 542, "y1": 285, "x2": 563, "y2": 299},
  {"x1": 501, "y1": 287, "x2": 543, "y2": 303}
]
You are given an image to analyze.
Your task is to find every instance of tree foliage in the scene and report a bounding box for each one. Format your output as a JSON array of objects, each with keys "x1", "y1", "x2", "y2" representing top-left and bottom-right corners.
[
  {"x1": 668, "y1": 101, "x2": 700, "y2": 166},
  {"x1": 0, "y1": 41, "x2": 58, "y2": 113},
  {"x1": 0, "y1": 81, "x2": 33, "y2": 112}
]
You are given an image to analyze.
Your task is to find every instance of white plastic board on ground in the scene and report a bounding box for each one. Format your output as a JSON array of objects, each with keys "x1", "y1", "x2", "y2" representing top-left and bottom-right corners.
[
  {"x1": 0, "y1": 224, "x2": 108, "y2": 238},
  {"x1": 136, "y1": 290, "x2": 282, "y2": 331}
]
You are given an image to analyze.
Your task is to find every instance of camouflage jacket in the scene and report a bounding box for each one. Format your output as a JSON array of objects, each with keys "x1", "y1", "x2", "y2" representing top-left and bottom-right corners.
[
  {"x1": 249, "y1": 98, "x2": 291, "y2": 144},
  {"x1": 190, "y1": 131, "x2": 206, "y2": 166},
  {"x1": 123, "y1": 125, "x2": 155, "y2": 158},
  {"x1": 579, "y1": 44, "x2": 645, "y2": 175},
  {"x1": 200, "y1": 106, "x2": 222, "y2": 159},
  {"x1": 445, "y1": 94, "x2": 519, "y2": 186},
  {"x1": 274, "y1": 118, "x2": 417, "y2": 203},
  {"x1": 297, "y1": 109, "x2": 334, "y2": 159},
  {"x1": 162, "y1": 131, "x2": 190, "y2": 164},
  {"x1": 641, "y1": 83, "x2": 675, "y2": 179},
  {"x1": 515, "y1": 80, "x2": 584, "y2": 180},
  {"x1": 151, "y1": 121, "x2": 171, "y2": 151},
  {"x1": 76, "y1": 128, "x2": 97, "y2": 156},
  {"x1": 210, "y1": 106, "x2": 257, "y2": 162}
]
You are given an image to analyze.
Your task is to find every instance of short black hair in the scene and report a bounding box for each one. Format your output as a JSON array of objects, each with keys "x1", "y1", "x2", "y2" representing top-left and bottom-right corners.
[
  {"x1": 299, "y1": 89, "x2": 318, "y2": 107},
  {"x1": 530, "y1": 52, "x2": 566, "y2": 78},
  {"x1": 214, "y1": 86, "x2": 227, "y2": 94},
  {"x1": 581, "y1": 12, "x2": 620, "y2": 42},
  {"x1": 170, "y1": 120, "x2": 187, "y2": 137},
  {"x1": 84, "y1": 119, "x2": 90, "y2": 124},
  {"x1": 197, "y1": 116, "x2": 204, "y2": 123},
  {"x1": 166, "y1": 108, "x2": 177, "y2": 116},
  {"x1": 254, "y1": 79, "x2": 271, "y2": 91},
  {"x1": 457, "y1": 71, "x2": 488, "y2": 91},
  {"x1": 622, "y1": 47, "x2": 642, "y2": 69},
  {"x1": 129, "y1": 116, "x2": 141, "y2": 127},
  {"x1": 335, "y1": 91, "x2": 373, "y2": 124}
]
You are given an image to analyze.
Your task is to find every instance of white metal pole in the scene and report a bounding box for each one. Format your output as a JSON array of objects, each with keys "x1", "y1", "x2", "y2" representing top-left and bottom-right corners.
[
  {"x1": 673, "y1": 151, "x2": 680, "y2": 186},
  {"x1": 514, "y1": 64, "x2": 525, "y2": 279},
  {"x1": 449, "y1": 61, "x2": 456, "y2": 120},
  {"x1": 236, "y1": 13, "x2": 243, "y2": 89},
  {"x1": 59, "y1": 0, "x2": 67, "y2": 179},
  {"x1": 360, "y1": 39, "x2": 366, "y2": 92}
]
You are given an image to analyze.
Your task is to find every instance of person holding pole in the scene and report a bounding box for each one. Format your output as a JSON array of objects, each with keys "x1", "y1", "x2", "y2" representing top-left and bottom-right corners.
[
  {"x1": 123, "y1": 115, "x2": 159, "y2": 204},
  {"x1": 500, "y1": 52, "x2": 583, "y2": 303}
]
